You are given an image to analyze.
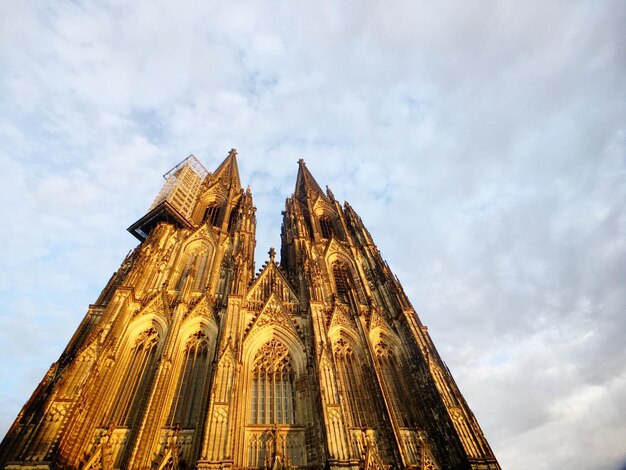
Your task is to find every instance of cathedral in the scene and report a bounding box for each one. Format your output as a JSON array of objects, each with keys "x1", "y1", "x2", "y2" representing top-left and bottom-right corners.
[{"x1": 0, "y1": 151, "x2": 500, "y2": 470}]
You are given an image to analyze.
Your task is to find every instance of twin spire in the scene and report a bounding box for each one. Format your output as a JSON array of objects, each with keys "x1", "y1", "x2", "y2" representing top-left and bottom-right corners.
[
  {"x1": 209, "y1": 151, "x2": 330, "y2": 266},
  {"x1": 211, "y1": 150, "x2": 327, "y2": 203}
]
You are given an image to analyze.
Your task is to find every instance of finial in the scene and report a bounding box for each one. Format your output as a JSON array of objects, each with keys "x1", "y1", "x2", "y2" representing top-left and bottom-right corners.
[
  {"x1": 229, "y1": 148, "x2": 237, "y2": 157},
  {"x1": 326, "y1": 185, "x2": 335, "y2": 200},
  {"x1": 268, "y1": 247, "x2": 276, "y2": 262},
  {"x1": 298, "y1": 158, "x2": 305, "y2": 165}
]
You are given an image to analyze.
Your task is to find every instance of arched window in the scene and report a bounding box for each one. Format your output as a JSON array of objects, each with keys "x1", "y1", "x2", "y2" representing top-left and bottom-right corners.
[
  {"x1": 110, "y1": 327, "x2": 159, "y2": 427},
  {"x1": 319, "y1": 216, "x2": 333, "y2": 239},
  {"x1": 168, "y1": 331, "x2": 211, "y2": 428},
  {"x1": 203, "y1": 204, "x2": 221, "y2": 227},
  {"x1": 334, "y1": 337, "x2": 371, "y2": 428},
  {"x1": 247, "y1": 431, "x2": 304, "y2": 468},
  {"x1": 376, "y1": 340, "x2": 414, "y2": 428},
  {"x1": 332, "y1": 261, "x2": 352, "y2": 303},
  {"x1": 248, "y1": 434, "x2": 271, "y2": 468},
  {"x1": 249, "y1": 339, "x2": 296, "y2": 425},
  {"x1": 228, "y1": 206, "x2": 238, "y2": 232}
]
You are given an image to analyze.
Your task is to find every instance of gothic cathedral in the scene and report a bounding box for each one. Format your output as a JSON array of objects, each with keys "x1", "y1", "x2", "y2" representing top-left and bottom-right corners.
[{"x1": 0, "y1": 151, "x2": 500, "y2": 470}]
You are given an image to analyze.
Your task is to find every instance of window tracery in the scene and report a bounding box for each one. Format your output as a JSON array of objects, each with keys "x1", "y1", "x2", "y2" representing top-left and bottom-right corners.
[
  {"x1": 168, "y1": 331, "x2": 211, "y2": 428},
  {"x1": 214, "y1": 352, "x2": 234, "y2": 403},
  {"x1": 246, "y1": 429, "x2": 304, "y2": 468},
  {"x1": 249, "y1": 339, "x2": 296, "y2": 425},
  {"x1": 319, "y1": 216, "x2": 333, "y2": 239},
  {"x1": 375, "y1": 340, "x2": 413, "y2": 428},
  {"x1": 110, "y1": 327, "x2": 159, "y2": 427},
  {"x1": 332, "y1": 261, "x2": 352, "y2": 303},
  {"x1": 333, "y1": 337, "x2": 371, "y2": 428},
  {"x1": 248, "y1": 433, "x2": 268, "y2": 468},
  {"x1": 203, "y1": 204, "x2": 221, "y2": 227}
]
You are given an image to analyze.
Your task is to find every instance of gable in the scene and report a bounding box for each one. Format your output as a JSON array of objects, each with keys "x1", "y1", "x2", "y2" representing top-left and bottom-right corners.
[
  {"x1": 181, "y1": 224, "x2": 218, "y2": 251},
  {"x1": 184, "y1": 296, "x2": 217, "y2": 326},
  {"x1": 369, "y1": 306, "x2": 394, "y2": 333},
  {"x1": 243, "y1": 293, "x2": 305, "y2": 346},
  {"x1": 312, "y1": 197, "x2": 335, "y2": 217},
  {"x1": 325, "y1": 238, "x2": 353, "y2": 261},
  {"x1": 246, "y1": 262, "x2": 298, "y2": 305},
  {"x1": 132, "y1": 291, "x2": 166, "y2": 320},
  {"x1": 328, "y1": 303, "x2": 356, "y2": 331}
]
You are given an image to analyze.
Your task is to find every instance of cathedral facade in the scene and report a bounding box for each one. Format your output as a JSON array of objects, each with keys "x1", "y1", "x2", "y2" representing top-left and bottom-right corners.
[{"x1": 0, "y1": 151, "x2": 500, "y2": 470}]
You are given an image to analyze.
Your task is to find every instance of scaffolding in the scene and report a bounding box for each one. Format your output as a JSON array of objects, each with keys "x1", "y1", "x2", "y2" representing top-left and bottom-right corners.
[
  {"x1": 128, "y1": 155, "x2": 210, "y2": 240},
  {"x1": 148, "y1": 155, "x2": 209, "y2": 219}
]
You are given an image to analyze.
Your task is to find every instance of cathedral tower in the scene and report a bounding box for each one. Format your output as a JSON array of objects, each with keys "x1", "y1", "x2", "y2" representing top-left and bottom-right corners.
[{"x1": 0, "y1": 152, "x2": 499, "y2": 470}]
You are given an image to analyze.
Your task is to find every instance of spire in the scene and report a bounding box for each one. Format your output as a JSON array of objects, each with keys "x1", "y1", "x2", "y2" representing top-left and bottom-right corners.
[
  {"x1": 211, "y1": 148, "x2": 242, "y2": 191},
  {"x1": 294, "y1": 158, "x2": 325, "y2": 202}
]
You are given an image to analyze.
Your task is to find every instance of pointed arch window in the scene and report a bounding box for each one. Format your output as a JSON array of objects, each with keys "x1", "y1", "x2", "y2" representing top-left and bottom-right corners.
[
  {"x1": 376, "y1": 340, "x2": 414, "y2": 428},
  {"x1": 110, "y1": 327, "x2": 159, "y2": 427},
  {"x1": 249, "y1": 339, "x2": 296, "y2": 425},
  {"x1": 228, "y1": 206, "x2": 239, "y2": 232},
  {"x1": 248, "y1": 434, "x2": 271, "y2": 468},
  {"x1": 332, "y1": 261, "x2": 352, "y2": 303},
  {"x1": 168, "y1": 331, "x2": 212, "y2": 428},
  {"x1": 319, "y1": 216, "x2": 333, "y2": 239},
  {"x1": 334, "y1": 337, "x2": 371, "y2": 428},
  {"x1": 203, "y1": 204, "x2": 221, "y2": 227}
]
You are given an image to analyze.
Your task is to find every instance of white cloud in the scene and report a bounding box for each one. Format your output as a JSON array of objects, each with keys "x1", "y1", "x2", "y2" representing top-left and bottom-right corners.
[{"x1": 0, "y1": 1, "x2": 624, "y2": 469}]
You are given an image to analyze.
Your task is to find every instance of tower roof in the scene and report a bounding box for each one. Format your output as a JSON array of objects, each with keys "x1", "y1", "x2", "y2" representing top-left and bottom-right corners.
[
  {"x1": 211, "y1": 148, "x2": 242, "y2": 191},
  {"x1": 294, "y1": 158, "x2": 325, "y2": 202}
]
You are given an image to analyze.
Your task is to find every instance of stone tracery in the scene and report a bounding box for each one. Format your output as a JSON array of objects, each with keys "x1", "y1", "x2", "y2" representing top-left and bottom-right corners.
[
  {"x1": 0, "y1": 152, "x2": 500, "y2": 470},
  {"x1": 249, "y1": 339, "x2": 296, "y2": 425}
]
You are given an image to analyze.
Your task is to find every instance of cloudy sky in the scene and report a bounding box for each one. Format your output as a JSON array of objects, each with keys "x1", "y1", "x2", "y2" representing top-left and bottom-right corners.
[{"x1": 0, "y1": 1, "x2": 624, "y2": 468}]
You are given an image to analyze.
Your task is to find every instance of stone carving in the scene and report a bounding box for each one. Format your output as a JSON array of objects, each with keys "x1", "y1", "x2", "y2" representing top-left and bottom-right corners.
[{"x1": 0, "y1": 152, "x2": 499, "y2": 470}]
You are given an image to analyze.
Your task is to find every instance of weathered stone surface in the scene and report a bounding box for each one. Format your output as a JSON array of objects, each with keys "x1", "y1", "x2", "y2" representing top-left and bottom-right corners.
[{"x1": 0, "y1": 151, "x2": 499, "y2": 470}]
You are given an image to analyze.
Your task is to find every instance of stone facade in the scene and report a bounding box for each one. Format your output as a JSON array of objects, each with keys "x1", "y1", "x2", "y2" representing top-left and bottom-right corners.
[{"x1": 0, "y1": 151, "x2": 500, "y2": 470}]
